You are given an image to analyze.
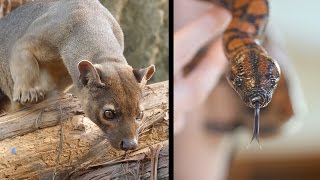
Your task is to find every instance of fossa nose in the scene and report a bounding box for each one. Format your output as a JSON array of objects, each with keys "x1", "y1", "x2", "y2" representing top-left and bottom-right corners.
[{"x1": 119, "y1": 138, "x2": 138, "y2": 151}]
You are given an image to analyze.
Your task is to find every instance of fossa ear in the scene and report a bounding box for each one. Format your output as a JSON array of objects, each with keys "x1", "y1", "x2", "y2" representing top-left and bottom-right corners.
[
  {"x1": 78, "y1": 60, "x2": 102, "y2": 86},
  {"x1": 133, "y1": 65, "x2": 155, "y2": 85}
]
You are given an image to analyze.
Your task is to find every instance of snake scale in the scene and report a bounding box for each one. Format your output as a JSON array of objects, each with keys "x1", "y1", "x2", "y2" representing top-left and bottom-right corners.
[{"x1": 205, "y1": 0, "x2": 281, "y2": 143}]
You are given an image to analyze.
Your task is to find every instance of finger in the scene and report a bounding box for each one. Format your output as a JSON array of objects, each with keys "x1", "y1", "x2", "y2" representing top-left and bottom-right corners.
[
  {"x1": 174, "y1": 6, "x2": 231, "y2": 76},
  {"x1": 174, "y1": 112, "x2": 186, "y2": 135},
  {"x1": 174, "y1": 37, "x2": 227, "y2": 113},
  {"x1": 174, "y1": 0, "x2": 215, "y2": 31}
]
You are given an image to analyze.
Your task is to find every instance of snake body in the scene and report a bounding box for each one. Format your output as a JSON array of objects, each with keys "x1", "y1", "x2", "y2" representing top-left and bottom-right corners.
[{"x1": 207, "y1": 0, "x2": 281, "y2": 143}]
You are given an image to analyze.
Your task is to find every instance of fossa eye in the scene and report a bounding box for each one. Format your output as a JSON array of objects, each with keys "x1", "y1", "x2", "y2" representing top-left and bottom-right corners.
[
  {"x1": 104, "y1": 110, "x2": 116, "y2": 120},
  {"x1": 136, "y1": 111, "x2": 144, "y2": 121}
]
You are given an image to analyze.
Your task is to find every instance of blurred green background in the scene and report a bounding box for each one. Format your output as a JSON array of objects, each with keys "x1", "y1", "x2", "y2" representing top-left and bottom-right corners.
[{"x1": 101, "y1": 0, "x2": 168, "y2": 83}]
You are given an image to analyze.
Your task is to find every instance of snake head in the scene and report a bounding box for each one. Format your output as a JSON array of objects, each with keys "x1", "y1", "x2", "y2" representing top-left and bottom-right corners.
[{"x1": 226, "y1": 50, "x2": 281, "y2": 109}]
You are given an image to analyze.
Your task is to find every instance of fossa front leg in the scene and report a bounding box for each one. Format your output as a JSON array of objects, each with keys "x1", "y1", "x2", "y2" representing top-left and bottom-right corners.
[{"x1": 10, "y1": 43, "x2": 45, "y2": 104}]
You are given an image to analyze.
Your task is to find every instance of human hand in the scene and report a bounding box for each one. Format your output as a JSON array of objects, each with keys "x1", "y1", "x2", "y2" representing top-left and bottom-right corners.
[{"x1": 174, "y1": 0, "x2": 231, "y2": 134}]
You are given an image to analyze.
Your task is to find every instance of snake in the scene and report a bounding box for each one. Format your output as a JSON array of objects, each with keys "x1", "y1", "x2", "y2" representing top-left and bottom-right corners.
[{"x1": 203, "y1": 0, "x2": 281, "y2": 143}]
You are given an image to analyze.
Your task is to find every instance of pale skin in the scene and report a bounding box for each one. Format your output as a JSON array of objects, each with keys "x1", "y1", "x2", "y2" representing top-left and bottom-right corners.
[
  {"x1": 174, "y1": 0, "x2": 231, "y2": 133},
  {"x1": 174, "y1": 0, "x2": 234, "y2": 179}
]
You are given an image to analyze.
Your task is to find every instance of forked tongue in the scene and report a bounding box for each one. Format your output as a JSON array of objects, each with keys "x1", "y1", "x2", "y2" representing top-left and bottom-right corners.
[{"x1": 247, "y1": 101, "x2": 262, "y2": 149}]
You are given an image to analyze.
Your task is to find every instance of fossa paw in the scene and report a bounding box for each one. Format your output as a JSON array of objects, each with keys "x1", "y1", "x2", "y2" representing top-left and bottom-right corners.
[{"x1": 13, "y1": 86, "x2": 45, "y2": 104}]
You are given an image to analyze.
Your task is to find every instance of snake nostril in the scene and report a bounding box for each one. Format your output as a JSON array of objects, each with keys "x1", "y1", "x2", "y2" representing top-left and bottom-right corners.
[
  {"x1": 248, "y1": 89, "x2": 270, "y2": 107},
  {"x1": 250, "y1": 94, "x2": 266, "y2": 107},
  {"x1": 251, "y1": 96, "x2": 261, "y2": 103}
]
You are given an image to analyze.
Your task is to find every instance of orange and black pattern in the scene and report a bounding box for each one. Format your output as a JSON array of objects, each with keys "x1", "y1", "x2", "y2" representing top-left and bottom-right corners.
[{"x1": 205, "y1": 0, "x2": 281, "y2": 142}]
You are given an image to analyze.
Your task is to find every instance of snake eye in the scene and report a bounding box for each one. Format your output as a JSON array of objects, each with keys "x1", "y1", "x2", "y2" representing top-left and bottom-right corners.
[
  {"x1": 234, "y1": 77, "x2": 243, "y2": 87},
  {"x1": 267, "y1": 74, "x2": 273, "y2": 78},
  {"x1": 270, "y1": 79, "x2": 277, "y2": 88},
  {"x1": 104, "y1": 110, "x2": 116, "y2": 120}
]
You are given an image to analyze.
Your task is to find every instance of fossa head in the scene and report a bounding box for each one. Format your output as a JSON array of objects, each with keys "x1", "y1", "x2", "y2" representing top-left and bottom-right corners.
[{"x1": 77, "y1": 60, "x2": 155, "y2": 151}]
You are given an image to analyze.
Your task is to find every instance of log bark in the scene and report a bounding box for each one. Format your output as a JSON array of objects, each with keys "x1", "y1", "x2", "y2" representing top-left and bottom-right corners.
[
  {"x1": 69, "y1": 142, "x2": 169, "y2": 180},
  {"x1": 0, "y1": 81, "x2": 169, "y2": 179},
  {"x1": 0, "y1": 0, "x2": 26, "y2": 17}
]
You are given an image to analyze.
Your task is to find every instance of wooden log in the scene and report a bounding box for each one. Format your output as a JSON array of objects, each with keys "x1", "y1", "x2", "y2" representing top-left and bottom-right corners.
[
  {"x1": 0, "y1": 81, "x2": 168, "y2": 179},
  {"x1": 0, "y1": 81, "x2": 168, "y2": 139},
  {"x1": 0, "y1": 93, "x2": 83, "y2": 140},
  {"x1": 68, "y1": 142, "x2": 169, "y2": 180},
  {"x1": 0, "y1": 0, "x2": 26, "y2": 17}
]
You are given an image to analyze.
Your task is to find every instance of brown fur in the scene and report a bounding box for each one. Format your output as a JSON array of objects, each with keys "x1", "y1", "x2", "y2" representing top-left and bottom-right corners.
[{"x1": 0, "y1": 0, "x2": 155, "y2": 150}]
